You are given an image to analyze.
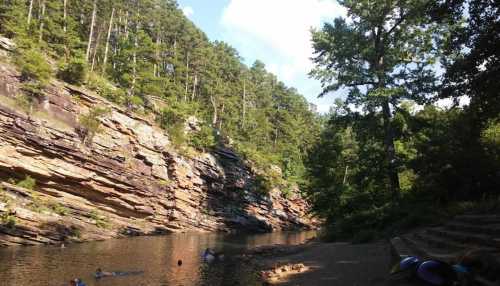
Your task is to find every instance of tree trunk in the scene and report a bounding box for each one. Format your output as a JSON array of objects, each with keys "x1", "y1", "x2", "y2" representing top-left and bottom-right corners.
[
  {"x1": 27, "y1": 0, "x2": 34, "y2": 25},
  {"x1": 102, "y1": 7, "x2": 115, "y2": 74},
  {"x1": 128, "y1": 21, "x2": 139, "y2": 99},
  {"x1": 382, "y1": 99, "x2": 401, "y2": 201},
  {"x1": 173, "y1": 37, "x2": 177, "y2": 84},
  {"x1": 154, "y1": 29, "x2": 160, "y2": 77},
  {"x1": 38, "y1": 0, "x2": 46, "y2": 43},
  {"x1": 129, "y1": 33, "x2": 137, "y2": 97},
  {"x1": 184, "y1": 51, "x2": 189, "y2": 101},
  {"x1": 274, "y1": 128, "x2": 278, "y2": 147},
  {"x1": 63, "y1": 0, "x2": 67, "y2": 32},
  {"x1": 124, "y1": 11, "x2": 129, "y2": 38},
  {"x1": 218, "y1": 103, "x2": 225, "y2": 131},
  {"x1": 91, "y1": 25, "x2": 102, "y2": 72},
  {"x1": 191, "y1": 73, "x2": 197, "y2": 101},
  {"x1": 210, "y1": 94, "x2": 217, "y2": 126},
  {"x1": 342, "y1": 165, "x2": 349, "y2": 185},
  {"x1": 86, "y1": 0, "x2": 97, "y2": 62},
  {"x1": 242, "y1": 78, "x2": 246, "y2": 128}
]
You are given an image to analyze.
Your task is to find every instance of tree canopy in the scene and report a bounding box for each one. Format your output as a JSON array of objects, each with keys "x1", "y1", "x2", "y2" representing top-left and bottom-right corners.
[
  {"x1": 307, "y1": 0, "x2": 500, "y2": 240},
  {"x1": 0, "y1": 0, "x2": 321, "y2": 194}
]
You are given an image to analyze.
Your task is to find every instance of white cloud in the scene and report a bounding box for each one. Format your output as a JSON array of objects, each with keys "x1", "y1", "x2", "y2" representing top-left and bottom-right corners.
[
  {"x1": 182, "y1": 6, "x2": 194, "y2": 18},
  {"x1": 220, "y1": 0, "x2": 347, "y2": 113}
]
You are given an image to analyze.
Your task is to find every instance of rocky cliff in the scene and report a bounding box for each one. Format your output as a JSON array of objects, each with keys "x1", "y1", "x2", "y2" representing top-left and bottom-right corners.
[{"x1": 0, "y1": 60, "x2": 316, "y2": 247}]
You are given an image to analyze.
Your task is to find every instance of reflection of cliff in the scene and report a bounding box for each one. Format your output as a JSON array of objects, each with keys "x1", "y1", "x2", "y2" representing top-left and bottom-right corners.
[
  {"x1": 0, "y1": 231, "x2": 315, "y2": 286},
  {"x1": 0, "y1": 61, "x2": 317, "y2": 246}
]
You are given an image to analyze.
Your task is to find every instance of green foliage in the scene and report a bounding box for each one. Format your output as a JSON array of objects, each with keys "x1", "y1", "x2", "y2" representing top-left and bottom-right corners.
[
  {"x1": 16, "y1": 175, "x2": 36, "y2": 190},
  {"x1": 481, "y1": 119, "x2": 500, "y2": 160},
  {"x1": 0, "y1": 212, "x2": 16, "y2": 229},
  {"x1": 1, "y1": 0, "x2": 320, "y2": 197},
  {"x1": 78, "y1": 107, "x2": 111, "y2": 145},
  {"x1": 190, "y1": 125, "x2": 216, "y2": 151},
  {"x1": 159, "y1": 101, "x2": 200, "y2": 128},
  {"x1": 57, "y1": 56, "x2": 88, "y2": 85},
  {"x1": 310, "y1": 0, "x2": 446, "y2": 200},
  {"x1": 87, "y1": 73, "x2": 125, "y2": 104},
  {"x1": 15, "y1": 94, "x2": 36, "y2": 114},
  {"x1": 48, "y1": 202, "x2": 68, "y2": 216},
  {"x1": 16, "y1": 49, "x2": 52, "y2": 95},
  {"x1": 254, "y1": 166, "x2": 285, "y2": 194},
  {"x1": 166, "y1": 122, "x2": 187, "y2": 149},
  {"x1": 28, "y1": 194, "x2": 48, "y2": 213},
  {"x1": 0, "y1": 187, "x2": 10, "y2": 204},
  {"x1": 16, "y1": 49, "x2": 52, "y2": 83},
  {"x1": 89, "y1": 210, "x2": 109, "y2": 229},
  {"x1": 127, "y1": 95, "x2": 145, "y2": 109}
]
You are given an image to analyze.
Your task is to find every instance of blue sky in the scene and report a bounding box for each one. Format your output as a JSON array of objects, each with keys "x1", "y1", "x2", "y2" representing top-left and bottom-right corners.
[{"x1": 176, "y1": 0, "x2": 347, "y2": 113}]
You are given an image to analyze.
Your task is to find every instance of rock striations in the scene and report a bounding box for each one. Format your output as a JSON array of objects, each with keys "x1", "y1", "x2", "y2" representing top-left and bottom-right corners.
[{"x1": 0, "y1": 61, "x2": 317, "y2": 247}]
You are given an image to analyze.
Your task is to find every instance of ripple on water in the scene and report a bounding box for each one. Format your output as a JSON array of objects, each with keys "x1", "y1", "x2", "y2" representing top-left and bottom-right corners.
[{"x1": 0, "y1": 230, "x2": 316, "y2": 286}]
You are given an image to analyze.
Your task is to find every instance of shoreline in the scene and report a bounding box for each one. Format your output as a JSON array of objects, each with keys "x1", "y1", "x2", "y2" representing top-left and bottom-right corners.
[{"x1": 241, "y1": 240, "x2": 399, "y2": 285}]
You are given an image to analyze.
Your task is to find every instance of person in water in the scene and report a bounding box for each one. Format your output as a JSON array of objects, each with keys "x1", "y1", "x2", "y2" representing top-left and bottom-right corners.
[
  {"x1": 69, "y1": 278, "x2": 86, "y2": 286},
  {"x1": 202, "y1": 248, "x2": 224, "y2": 262},
  {"x1": 95, "y1": 268, "x2": 115, "y2": 279},
  {"x1": 95, "y1": 268, "x2": 144, "y2": 279}
]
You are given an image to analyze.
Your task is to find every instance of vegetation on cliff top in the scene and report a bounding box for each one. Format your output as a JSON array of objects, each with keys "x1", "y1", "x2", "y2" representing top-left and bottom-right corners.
[{"x1": 0, "y1": 0, "x2": 321, "y2": 194}]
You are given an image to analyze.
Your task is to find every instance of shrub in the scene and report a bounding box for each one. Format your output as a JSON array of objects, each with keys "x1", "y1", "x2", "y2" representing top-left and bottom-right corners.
[
  {"x1": 16, "y1": 49, "x2": 52, "y2": 94},
  {"x1": 0, "y1": 187, "x2": 10, "y2": 204},
  {"x1": 0, "y1": 212, "x2": 16, "y2": 229},
  {"x1": 254, "y1": 168, "x2": 284, "y2": 195},
  {"x1": 127, "y1": 95, "x2": 144, "y2": 108},
  {"x1": 15, "y1": 94, "x2": 36, "y2": 114},
  {"x1": 167, "y1": 122, "x2": 187, "y2": 148},
  {"x1": 159, "y1": 100, "x2": 199, "y2": 128},
  {"x1": 190, "y1": 125, "x2": 216, "y2": 150},
  {"x1": 481, "y1": 119, "x2": 500, "y2": 161},
  {"x1": 16, "y1": 175, "x2": 36, "y2": 190},
  {"x1": 28, "y1": 194, "x2": 48, "y2": 213},
  {"x1": 87, "y1": 73, "x2": 125, "y2": 104},
  {"x1": 48, "y1": 202, "x2": 68, "y2": 216},
  {"x1": 57, "y1": 57, "x2": 88, "y2": 85},
  {"x1": 78, "y1": 107, "x2": 111, "y2": 145},
  {"x1": 89, "y1": 210, "x2": 109, "y2": 229}
]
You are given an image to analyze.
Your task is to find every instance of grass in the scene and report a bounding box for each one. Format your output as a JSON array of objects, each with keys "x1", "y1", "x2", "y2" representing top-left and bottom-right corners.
[
  {"x1": 16, "y1": 175, "x2": 36, "y2": 190},
  {"x1": 89, "y1": 210, "x2": 110, "y2": 229},
  {"x1": 0, "y1": 211, "x2": 16, "y2": 229},
  {"x1": 48, "y1": 201, "x2": 69, "y2": 216},
  {"x1": 158, "y1": 179, "x2": 173, "y2": 187},
  {"x1": 0, "y1": 187, "x2": 11, "y2": 204}
]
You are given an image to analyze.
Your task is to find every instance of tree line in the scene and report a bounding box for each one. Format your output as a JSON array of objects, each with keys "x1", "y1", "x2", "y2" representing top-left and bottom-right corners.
[
  {"x1": 306, "y1": 0, "x2": 500, "y2": 241},
  {"x1": 0, "y1": 0, "x2": 321, "y2": 192}
]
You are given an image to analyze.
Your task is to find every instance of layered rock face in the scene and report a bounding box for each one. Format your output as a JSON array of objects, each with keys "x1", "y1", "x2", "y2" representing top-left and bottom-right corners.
[{"x1": 0, "y1": 61, "x2": 316, "y2": 246}]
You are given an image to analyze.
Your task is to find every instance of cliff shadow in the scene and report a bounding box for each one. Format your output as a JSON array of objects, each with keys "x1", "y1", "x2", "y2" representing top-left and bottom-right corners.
[{"x1": 203, "y1": 146, "x2": 274, "y2": 233}]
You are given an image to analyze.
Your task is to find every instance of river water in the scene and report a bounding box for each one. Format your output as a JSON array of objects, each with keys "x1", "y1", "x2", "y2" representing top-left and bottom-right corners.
[{"x1": 0, "y1": 230, "x2": 316, "y2": 286}]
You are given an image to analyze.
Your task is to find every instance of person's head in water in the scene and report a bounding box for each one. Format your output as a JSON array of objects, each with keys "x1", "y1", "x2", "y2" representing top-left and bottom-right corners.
[
  {"x1": 178, "y1": 259, "x2": 182, "y2": 266},
  {"x1": 96, "y1": 268, "x2": 102, "y2": 273}
]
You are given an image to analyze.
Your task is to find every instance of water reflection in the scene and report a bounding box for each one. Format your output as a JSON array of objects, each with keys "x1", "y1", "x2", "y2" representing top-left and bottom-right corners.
[{"x1": 0, "y1": 231, "x2": 315, "y2": 286}]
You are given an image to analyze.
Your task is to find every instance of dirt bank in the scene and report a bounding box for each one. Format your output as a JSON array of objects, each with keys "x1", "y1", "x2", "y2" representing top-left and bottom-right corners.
[{"x1": 252, "y1": 241, "x2": 414, "y2": 286}]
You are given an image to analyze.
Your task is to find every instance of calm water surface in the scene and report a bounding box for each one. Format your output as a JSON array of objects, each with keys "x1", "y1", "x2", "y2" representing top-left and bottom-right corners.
[{"x1": 0, "y1": 231, "x2": 316, "y2": 286}]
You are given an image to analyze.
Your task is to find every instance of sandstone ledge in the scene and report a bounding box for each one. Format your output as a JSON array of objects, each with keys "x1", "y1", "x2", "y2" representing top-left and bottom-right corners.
[{"x1": 0, "y1": 60, "x2": 318, "y2": 247}]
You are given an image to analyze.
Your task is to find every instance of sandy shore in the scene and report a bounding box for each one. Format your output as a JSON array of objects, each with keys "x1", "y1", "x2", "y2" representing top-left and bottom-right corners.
[{"x1": 248, "y1": 241, "x2": 413, "y2": 286}]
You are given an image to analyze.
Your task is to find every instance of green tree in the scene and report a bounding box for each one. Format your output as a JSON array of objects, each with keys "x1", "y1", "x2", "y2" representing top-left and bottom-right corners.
[{"x1": 310, "y1": 0, "x2": 444, "y2": 200}]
